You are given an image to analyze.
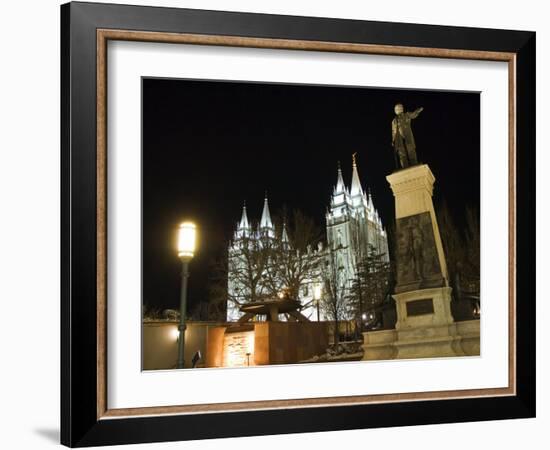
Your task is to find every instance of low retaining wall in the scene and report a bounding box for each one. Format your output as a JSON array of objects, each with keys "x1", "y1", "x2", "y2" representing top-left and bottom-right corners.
[
  {"x1": 362, "y1": 319, "x2": 480, "y2": 361},
  {"x1": 143, "y1": 321, "x2": 227, "y2": 370},
  {"x1": 206, "y1": 321, "x2": 329, "y2": 367},
  {"x1": 144, "y1": 320, "x2": 330, "y2": 369}
]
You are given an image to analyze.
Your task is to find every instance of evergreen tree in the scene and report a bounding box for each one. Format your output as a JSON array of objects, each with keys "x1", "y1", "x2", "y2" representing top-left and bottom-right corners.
[{"x1": 347, "y1": 244, "x2": 391, "y2": 331}]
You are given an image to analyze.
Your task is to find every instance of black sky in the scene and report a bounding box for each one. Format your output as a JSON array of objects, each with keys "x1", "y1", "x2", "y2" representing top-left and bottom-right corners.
[{"x1": 142, "y1": 78, "x2": 480, "y2": 312}]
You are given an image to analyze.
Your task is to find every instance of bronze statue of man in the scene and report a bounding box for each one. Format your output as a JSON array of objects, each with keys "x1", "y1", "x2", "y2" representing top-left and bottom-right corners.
[{"x1": 392, "y1": 103, "x2": 424, "y2": 169}]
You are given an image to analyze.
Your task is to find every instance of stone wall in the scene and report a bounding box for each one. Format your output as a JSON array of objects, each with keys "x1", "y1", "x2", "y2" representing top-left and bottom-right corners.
[
  {"x1": 223, "y1": 326, "x2": 255, "y2": 367},
  {"x1": 254, "y1": 321, "x2": 329, "y2": 365},
  {"x1": 142, "y1": 321, "x2": 227, "y2": 370},
  {"x1": 144, "y1": 320, "x2": 330, "y2": 369},
  {"x1": 362, "y1": 319, "x2": 480, "y2": 361},
  {"x1": 205, "y1": 321, "x2": 329, "y2": 367}
]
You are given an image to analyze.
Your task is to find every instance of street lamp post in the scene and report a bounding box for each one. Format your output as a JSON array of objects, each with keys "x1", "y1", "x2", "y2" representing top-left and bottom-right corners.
[
  {"x1": 313, "y1": 284, "x2": 322, "y2": 322},
  {"x1": 176, "y1": 222, "x2": 197, "y2": 369}
]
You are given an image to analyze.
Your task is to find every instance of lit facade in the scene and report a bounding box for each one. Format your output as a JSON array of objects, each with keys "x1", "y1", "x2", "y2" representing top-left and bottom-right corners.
[{"x1": 227, "y1": 159, "x2": 389, "y2": 321}]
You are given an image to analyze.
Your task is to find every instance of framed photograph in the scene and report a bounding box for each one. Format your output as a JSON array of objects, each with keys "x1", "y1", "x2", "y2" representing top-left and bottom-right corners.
[{"x1": 61, "y1": 1, "x2": 536, "y2": 447}]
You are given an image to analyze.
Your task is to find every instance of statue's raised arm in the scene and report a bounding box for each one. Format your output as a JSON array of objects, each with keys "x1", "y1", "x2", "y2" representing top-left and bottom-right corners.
[
  {"x1": 391, "y1": 104, "x2": 423, "y2": 169},
  {"x1": 409, "y1": 106, "x2": 424, "y2": 119}
]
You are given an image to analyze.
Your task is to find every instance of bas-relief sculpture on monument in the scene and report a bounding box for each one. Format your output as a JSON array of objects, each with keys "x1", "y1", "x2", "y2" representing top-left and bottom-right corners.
[{"x1": 395, "y1": 212, "x2": 444, "y2": 293}]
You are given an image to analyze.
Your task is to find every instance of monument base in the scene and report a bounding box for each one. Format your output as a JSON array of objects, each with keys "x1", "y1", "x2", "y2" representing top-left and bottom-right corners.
[
  {"x1": 362, "y1": 287, "x2": 480, "y2": 360},
  {"x1": 362, "y1": 329, "x2": 398, "y2": 360},
  {"x1": 394, "y1": 287, "x2": 454, "y2": 329},
  {"x1": 362, "y1": 320, "x2": 480, "y2": 361},
  {"x1": 393, "y1": 323, "x2": 464, "y2": 359},
  {"x1": 376, "y1": 163, "x2": 480, "y2": 361}
]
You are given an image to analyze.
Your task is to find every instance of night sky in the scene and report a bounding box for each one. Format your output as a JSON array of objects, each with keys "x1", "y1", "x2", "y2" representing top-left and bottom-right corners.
[{"x1": 142, "y1": 78, "x2": 480, "y2": 313}]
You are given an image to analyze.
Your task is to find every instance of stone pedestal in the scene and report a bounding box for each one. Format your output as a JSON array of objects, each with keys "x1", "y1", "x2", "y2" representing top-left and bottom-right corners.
[
  {"x1": 392, "y1": 286, "x2": 463, "y2": 358},
  {"x1": 363, "y1": 164, "x2": 478, "y2": 360},
  {"x1": 362, "y1": 318, "x2": 479, "y2": 360},
  {"x1": 388, "y1": 164, "x2": 449, "y2": 293}
]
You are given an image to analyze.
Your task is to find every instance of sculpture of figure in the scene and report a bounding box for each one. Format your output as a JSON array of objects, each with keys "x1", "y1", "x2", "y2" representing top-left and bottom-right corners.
[
  {"x1": 406, "y1": 226, "x2": 424, "y2": 280},
  {"x1": 392, "y1": 104, "x2": 424, "y2": 169}
]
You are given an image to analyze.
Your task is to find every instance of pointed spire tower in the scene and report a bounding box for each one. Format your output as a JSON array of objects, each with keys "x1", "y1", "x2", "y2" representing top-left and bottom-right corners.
[
  {"x1": 334, "y1": 161, "x2": 346, "y2": 195},
  {"x1": 235, "y1": 201, "x2": 250, "y2": 238},
  {"x1": 366, "y1": 187, "x2": 375, "y2": 219},
  {"x1": 330, "y1": 161, "x2": 351, "y2": 214},
  {"x1": 349, "y1": 152, "x2": 369, "y2": 212},
  {"x1": 260, "y1": 192, "x2": 275, "y2": 238},
  {"x1": 350, "y1": 152, "x2": 364, "y2": 198},
  {"x1": 281, "y1": 222, "x2": 290, "y2": 248}
]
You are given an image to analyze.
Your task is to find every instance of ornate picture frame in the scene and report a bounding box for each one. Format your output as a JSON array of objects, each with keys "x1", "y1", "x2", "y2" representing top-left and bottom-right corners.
[{"x1": 61, "y1": 2, "x2": 535, "y2": 446}]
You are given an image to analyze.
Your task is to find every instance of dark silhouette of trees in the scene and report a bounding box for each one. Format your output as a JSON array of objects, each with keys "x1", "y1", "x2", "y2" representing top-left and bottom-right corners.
[
  {"x1": 347, "y1": 244, "x2": 391, "y2": 332},
  {"x1": 437, "y1": 200, "x2": 480, "y2": 319},
  {"x1": 265, "y1": 209, "x2": 323, "y2": 302},
  {"x1": 208, "y1": 209, "x2": 322, "y2": 320},
  {"x1": 319, "y1": 248, "x2": 348, "y2": 345}
]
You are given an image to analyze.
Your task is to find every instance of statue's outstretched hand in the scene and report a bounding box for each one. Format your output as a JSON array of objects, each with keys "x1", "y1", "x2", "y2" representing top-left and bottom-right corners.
[{"x1": 410, "y1": 107, "x2": 424, "y2": 119}]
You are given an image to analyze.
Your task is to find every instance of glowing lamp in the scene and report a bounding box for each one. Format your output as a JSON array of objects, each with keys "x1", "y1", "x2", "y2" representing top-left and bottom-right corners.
[
  {"x1": 313, "y1": 284, "x2": 322, "y2": 300},
  {"x1": 170, "y1": 327, "x2": 180, "y2": 341},
  {"x1": 175, "y1": 221, "x2": 197, "y2": 369},
  {"x1": 177, "y1": 222, "x2": 196, "y2": 260}
]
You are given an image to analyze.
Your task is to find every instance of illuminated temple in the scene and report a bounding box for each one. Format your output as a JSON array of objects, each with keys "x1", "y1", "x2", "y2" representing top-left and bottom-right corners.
[{"x1": 227, "y1": 157, "x2": 389, "y2": 321}]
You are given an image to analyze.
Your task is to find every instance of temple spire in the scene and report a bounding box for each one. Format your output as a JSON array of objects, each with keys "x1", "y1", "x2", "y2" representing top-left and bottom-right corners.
[
  {"x1": 260, "y1": 193, "x2": 273, "y2": 230},
  {"x1": 334, "y1": 161, "x2": 346, "y2": 194},
  {"x1": 368, "y1": 188, "x2": 374, "y2": 208},
  {"x1": 238, "y1": 201, "x2": 249, "y2": 230},
  {"x1": 234, "y1": 201, "x2": 250, "y2": 239},
  {"x1": 350, "y1": 152, "x2": 364, "y2": 197},
  {"x1": 281, "y1": 222, "x2": 289, "y2": 244}
]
